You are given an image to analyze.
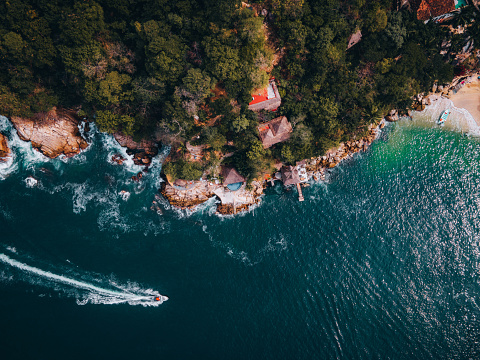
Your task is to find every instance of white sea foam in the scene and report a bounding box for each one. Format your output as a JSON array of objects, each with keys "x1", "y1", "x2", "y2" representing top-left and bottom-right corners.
[
  {"x1": 0, "y1": 115, "x2": 50, "y2": 175},
  {"x1": 24, "y1": 176, "x2": 38, "y2": 187},
  {"x1": 0, "y1": 116, "x2": 18, "y2": 179},
  {"x1": 6, "y1": 246, "x2": 17, "y2": 253},
  {"x1": 0, "y1": 154, "x2": 16, "y2": 180},
  {"x1": 119, "y1": 190, "x2": 131, "y2": 201},
  {"x1": 200, "y1": 223, "x2": 256, "y2": 265},
  {"x1": 0, "y1": 253, "x2": 168, "y2": 306},
  {"x1": 101, "y1": 132, "x2": 143, "y2": 174}
]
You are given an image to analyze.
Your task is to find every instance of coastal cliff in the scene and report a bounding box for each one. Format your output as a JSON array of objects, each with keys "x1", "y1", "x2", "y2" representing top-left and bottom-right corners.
[
  {"x1": 10, "y1": 108, "x2": 88, "y2": 158},
  {"x1": 0, "y1": 133, "x2": 10, "y2": 161}
]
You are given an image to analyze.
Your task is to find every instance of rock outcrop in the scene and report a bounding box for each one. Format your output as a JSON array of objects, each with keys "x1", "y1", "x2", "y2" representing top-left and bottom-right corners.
[
  {"x1": 10, "y1": 108, "x2": 88, "y2": 158},
  {"x1": 113, "y1": 132, "x2": 159, "y2": 166},
  {"x1": 160, "y1": 179, "x2": 215, "y2": 209},
  {"x1": 0, "y1": 133, "x2": 10, "y2": 161},
  {"x1": 385, "y1": 109, "x2": 399, "y2": 122}
]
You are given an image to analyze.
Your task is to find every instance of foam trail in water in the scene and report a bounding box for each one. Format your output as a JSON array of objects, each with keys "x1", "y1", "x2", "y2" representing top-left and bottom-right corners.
[{"x1": 0, "y1": 253, "x2": 168, "y2": 306}]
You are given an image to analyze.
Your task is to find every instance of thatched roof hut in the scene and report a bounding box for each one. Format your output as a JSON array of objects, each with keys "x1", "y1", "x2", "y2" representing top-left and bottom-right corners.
[
  {"x1": 221, "y1": 167, "x2": 245, "y2": 185},
  {"x1": 281, "y1": 165, "x2": 301, "y2": 186},
  {"x1": 257, "y1": 116, "x2": 293, "y2": 148}
]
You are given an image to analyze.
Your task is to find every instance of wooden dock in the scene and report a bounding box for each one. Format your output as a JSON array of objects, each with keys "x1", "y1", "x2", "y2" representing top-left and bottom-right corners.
[{"x1": 296, "y1": 183, "x2": 304, "y2": 202}]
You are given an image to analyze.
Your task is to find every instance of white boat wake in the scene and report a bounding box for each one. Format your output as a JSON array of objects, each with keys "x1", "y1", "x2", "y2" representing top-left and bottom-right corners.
[{"x1": 0, "y1": 253, "x2": 168, "y2": 306}]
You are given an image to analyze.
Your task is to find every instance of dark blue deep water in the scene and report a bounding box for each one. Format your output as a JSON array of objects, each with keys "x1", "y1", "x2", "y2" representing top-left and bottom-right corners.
[{"x1": 1, "y1": 115, "x2": 480, "y2": 359}]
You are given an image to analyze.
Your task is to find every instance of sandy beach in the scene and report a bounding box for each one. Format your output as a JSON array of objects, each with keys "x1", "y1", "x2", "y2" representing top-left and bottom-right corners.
[{"x1": 450, "y1": 77, "x2": 480, "y2": 126}]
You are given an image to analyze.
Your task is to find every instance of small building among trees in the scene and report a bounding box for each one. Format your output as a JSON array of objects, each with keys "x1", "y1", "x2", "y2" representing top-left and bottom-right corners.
[
  {"x1": 221, "y1": 166, "x2": 246, "y2": 191},
  {"x1": 257, "y1": 116, "x2": 293, "y2": 148},
  {"x1": 248, "y1": 79, "x2": 282, "y2": 111}
]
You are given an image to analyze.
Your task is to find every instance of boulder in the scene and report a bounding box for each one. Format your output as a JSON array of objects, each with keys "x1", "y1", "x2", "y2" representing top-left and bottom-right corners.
[
  {"x1": 10, "y1": 108, "x2": 88, "y2": 158},
  {"x1": 0, "y1": 133, "x2": 10, "y2": 161},
  {"x1": 111, "y1": 154, "x2": 125, "y2": 165}
]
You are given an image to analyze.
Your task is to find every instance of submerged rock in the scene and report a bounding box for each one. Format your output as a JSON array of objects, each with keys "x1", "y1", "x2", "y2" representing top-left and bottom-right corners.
[
  {"x1": 111, "y1": 154, "x2": 125, "y2": 165},
  {"x1": 10, "y1": 108, "x2": 88, "y2": 158},
  {"x1": 0, "y1": 133, "x2": 10, "y2": 161}
]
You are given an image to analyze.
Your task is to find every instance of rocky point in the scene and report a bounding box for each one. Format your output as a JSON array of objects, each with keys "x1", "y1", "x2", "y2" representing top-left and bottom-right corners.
[{"x1": 10, "y1": 108, "x2": 88, "y2": 158}]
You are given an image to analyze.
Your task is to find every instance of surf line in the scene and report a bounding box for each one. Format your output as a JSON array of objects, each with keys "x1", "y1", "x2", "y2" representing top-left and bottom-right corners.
[{"x1": 0, "y1": 253, "x2": 168, "y2": 305}]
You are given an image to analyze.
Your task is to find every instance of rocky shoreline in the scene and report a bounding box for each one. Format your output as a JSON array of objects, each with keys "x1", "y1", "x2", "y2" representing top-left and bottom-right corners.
[
  {"x1": 304, "y1": 123, "x2": 383, "y2": 182},
  {"x1": 3, "y1": 108, "x2": 160, "y2": 165},
  {"x1": 0, "y1": 100, "x2": 427, "y2": 217},
  {"x1": 157, "y1": 122, "x2": 384, "y2": 215}
]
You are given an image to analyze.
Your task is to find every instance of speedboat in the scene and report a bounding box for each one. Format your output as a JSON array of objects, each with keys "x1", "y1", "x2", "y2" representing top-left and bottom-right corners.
[{"x1": 437, "y1": 109, "x2": 449, "y2": 125}]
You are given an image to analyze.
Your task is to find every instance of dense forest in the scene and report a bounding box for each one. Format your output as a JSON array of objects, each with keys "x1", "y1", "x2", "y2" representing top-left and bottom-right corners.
[{"x1": 0, "y1": 0, "x2": 470, "y2": 181}]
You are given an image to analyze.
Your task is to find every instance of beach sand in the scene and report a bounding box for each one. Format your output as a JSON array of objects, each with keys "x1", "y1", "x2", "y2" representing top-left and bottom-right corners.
[{"x1": 450, "y1": 78, "x2": 480, "y2": 125}]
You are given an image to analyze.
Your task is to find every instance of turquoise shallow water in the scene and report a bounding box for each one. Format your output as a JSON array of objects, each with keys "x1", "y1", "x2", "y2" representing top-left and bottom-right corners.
[{"x1": 1, "y1": 115, "x2": 480, "y2": 359}]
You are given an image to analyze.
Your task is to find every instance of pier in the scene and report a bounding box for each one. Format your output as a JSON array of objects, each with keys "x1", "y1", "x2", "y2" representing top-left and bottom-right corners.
[{"x1": 296, "y1": 183, "x2": 304, "y2": 202}]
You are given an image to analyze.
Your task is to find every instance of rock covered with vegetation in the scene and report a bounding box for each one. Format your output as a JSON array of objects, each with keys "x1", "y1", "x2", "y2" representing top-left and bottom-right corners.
[{"x1": 10, "y1": 108, "x2": 88, "y2": 158}]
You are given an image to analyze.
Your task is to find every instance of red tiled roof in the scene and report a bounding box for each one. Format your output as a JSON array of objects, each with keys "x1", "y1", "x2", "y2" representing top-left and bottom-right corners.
[
  {"x1": 248, "y1": 79, "x2": 282, "y2": 112},
  {"x1": 249, "y1": 87, "x2": 269, "y2": 106}
]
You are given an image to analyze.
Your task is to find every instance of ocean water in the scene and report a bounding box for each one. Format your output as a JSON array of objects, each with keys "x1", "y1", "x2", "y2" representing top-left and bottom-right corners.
[{"x1": 1, "y1": 110, "x2": 480, "y2": 359}]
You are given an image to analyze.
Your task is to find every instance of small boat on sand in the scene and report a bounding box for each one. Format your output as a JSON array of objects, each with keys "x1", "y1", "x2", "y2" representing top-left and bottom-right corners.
[{"x1": 437, "y1": 109, "x2": 449, "y2": 125}]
